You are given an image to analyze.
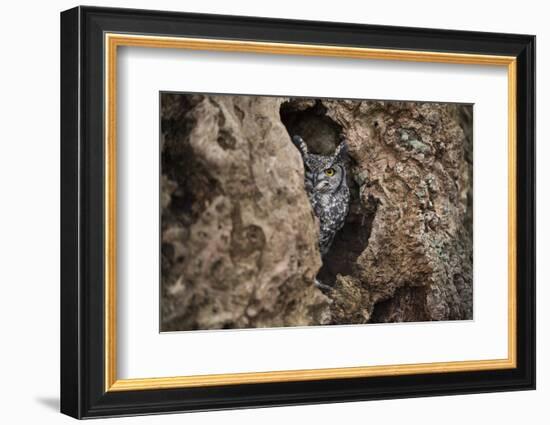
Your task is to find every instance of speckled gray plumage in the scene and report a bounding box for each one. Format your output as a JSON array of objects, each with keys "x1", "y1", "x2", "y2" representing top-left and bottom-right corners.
[{"x1": 292, "y1": 135, "x2": 350, "y2": 258}]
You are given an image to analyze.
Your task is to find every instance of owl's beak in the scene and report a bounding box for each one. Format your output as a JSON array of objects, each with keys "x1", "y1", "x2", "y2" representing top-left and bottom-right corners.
[{"x1": 315, "y1": 180, "x2": 329, "y2": 191}]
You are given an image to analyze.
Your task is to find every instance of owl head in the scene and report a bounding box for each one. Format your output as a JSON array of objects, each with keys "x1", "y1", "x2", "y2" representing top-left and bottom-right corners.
[{"x1": 292, "y1": 135, "x2": 347, "y2": 194}]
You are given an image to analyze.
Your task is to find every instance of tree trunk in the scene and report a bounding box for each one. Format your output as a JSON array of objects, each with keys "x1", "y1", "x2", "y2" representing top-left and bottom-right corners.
[{"x1": 161, "y1": 94, "x2": 473, "y2": 331}]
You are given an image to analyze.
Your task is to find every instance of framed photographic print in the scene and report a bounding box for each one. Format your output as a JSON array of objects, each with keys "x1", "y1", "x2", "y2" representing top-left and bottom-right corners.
[{"x1": 60, "y1": 6, "x2": 535, "y2": 419}]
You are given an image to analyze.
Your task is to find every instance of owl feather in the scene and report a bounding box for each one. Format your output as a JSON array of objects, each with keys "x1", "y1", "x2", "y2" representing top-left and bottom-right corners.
[{"x1": 292, "y1": 135, "x2": 350, "y2": 259}]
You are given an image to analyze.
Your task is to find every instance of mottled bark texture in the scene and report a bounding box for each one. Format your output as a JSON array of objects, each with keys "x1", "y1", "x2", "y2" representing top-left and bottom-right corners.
[{"x1": 161, "y1": 93, "x2": 473, "y2": 331}]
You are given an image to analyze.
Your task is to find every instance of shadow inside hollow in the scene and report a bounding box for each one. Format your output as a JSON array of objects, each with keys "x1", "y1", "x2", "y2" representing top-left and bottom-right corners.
[{"x1": 35, "y1": 396, "x2": 59, "y2": 411}]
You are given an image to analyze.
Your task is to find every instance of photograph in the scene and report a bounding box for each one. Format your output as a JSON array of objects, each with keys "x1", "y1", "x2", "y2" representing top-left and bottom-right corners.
[
  {"x1": 160, "y1": 93, "x2": 474, "y2": 331},
  {"x1": 57, "y1": 4, "x2": 536, "y2": 419}
]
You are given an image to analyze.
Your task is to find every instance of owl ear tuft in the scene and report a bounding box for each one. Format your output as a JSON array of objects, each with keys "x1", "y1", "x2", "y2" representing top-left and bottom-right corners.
[
  {"x1": 292, "y1": 135, "x2": 309, "y2": 156},
  {"x1": 333, "y1": 140, "x2": 348, "y2": 162}
]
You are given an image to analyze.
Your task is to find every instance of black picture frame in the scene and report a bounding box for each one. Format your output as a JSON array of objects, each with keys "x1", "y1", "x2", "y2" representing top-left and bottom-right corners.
[{"x1": 61, "y1": 5, "x2": 535, "y2": 419}]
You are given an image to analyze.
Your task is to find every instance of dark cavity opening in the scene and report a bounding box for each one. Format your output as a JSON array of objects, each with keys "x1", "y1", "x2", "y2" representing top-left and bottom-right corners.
[
  {"x1": 280, "y1": 99, "x2": 342, "y2": 154},
  {"x1": 280, "y1": 98, "x2": 377, "y2": 288}
]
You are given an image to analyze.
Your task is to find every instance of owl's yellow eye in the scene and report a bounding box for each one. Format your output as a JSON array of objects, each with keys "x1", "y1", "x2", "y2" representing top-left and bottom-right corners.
[{"x1": 324, "y1": 168, "x2": 335, "y2": 177}]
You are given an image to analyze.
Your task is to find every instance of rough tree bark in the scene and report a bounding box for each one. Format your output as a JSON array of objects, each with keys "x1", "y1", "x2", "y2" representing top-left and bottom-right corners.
[
  {"x1": 161, "y1": 94, "x2": 473, "y2": 331},
  {"x1": 161, "y1": 94, "x2": 330, "y2": 331}
]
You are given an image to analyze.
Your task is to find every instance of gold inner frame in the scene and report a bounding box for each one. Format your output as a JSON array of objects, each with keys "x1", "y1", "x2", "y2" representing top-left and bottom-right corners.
[{"x1": 104, "y1": 33, "x2": 518, "y2": 392}]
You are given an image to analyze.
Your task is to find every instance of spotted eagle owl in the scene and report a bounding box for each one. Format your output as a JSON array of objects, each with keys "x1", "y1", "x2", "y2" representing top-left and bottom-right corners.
[{"x1": 292, "y1": 135, "x2": 350, "y2": 276}]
